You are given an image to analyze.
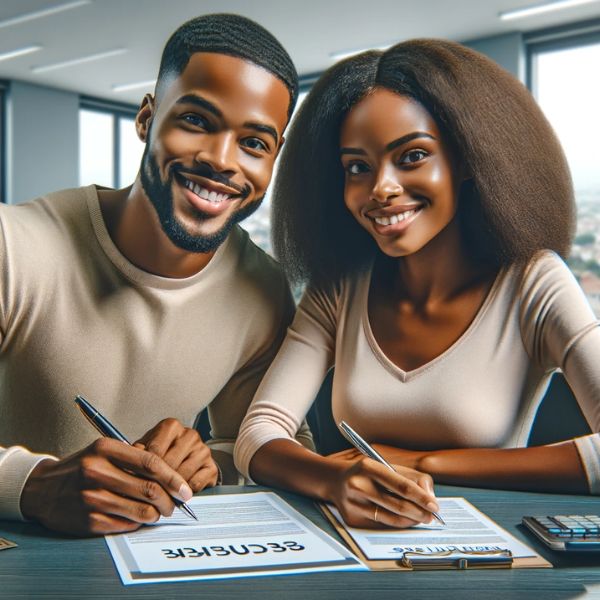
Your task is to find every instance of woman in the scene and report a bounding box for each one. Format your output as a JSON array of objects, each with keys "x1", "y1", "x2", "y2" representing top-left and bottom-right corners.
[{"x1": 233, "y1": 40, "x2": 600, "y2": 529}]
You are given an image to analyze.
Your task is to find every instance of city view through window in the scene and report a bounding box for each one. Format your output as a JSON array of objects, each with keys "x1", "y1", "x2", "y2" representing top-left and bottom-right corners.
[{"x1": 534, "y1": 41, "x2": 600, "y2": 313}]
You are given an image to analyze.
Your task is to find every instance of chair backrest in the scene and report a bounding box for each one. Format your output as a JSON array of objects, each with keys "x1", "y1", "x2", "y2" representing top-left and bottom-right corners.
[{"x1": 527, "y1": 372, "x2": 592, "y2": 447}]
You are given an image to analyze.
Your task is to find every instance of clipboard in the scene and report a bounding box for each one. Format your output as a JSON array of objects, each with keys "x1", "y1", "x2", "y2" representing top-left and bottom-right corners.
[{"x1": 318, "y1": 502, "x2": 552, "y2": 571}]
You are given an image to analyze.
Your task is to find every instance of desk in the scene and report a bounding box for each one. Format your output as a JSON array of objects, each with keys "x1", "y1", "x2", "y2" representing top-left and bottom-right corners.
[{"x1": 1, "y1": 485, "x2": 599, "y2": 600}]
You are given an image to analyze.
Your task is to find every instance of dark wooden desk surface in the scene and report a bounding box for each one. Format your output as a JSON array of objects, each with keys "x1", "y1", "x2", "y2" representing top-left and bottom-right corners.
[{"x1": 1, "y1": 485, "x2": 599, "y2": 600}]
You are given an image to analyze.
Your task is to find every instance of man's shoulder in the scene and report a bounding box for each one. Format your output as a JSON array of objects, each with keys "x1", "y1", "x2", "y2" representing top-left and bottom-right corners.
[
  {"x1": 0, "y1": 186, "x2": 90, "y2": 232},
  {"x1": 227, "y1": 226, "x2": 288, "y2": 291}
]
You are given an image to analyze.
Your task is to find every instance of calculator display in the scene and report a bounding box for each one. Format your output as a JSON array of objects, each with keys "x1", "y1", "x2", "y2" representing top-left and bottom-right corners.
[{"x1": 523, "y1": 516, "x2": 600, "y2": 551}]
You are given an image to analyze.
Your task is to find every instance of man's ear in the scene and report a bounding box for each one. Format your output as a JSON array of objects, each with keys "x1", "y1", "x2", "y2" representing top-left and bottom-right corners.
[{"x1": 136, "y1": 94, "x2": 156, "y2": 143}]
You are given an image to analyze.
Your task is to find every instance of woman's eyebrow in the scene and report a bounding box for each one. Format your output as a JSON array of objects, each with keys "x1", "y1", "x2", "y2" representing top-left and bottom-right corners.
[
  {"x1": 387, "y1": 132, "x2": 435, "y2": 152},
  {"x1": 340, "y1": 147, "x2": 367, "y2": 156}
]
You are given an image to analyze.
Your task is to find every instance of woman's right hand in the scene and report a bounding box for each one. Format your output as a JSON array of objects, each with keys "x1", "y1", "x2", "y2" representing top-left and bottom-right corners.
[{"x1": 328, "y1": 457, "x2": 439, "y2": 528}]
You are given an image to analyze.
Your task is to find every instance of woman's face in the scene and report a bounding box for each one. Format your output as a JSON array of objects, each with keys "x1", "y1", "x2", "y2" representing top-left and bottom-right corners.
[{"x1": 340, "y1": 88, "x2": 464, "y2": 258}]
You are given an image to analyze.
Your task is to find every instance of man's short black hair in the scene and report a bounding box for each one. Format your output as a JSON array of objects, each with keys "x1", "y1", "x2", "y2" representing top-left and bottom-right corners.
[{"x1": 156, "y1": 13, "x2": 298, "y2": 120}]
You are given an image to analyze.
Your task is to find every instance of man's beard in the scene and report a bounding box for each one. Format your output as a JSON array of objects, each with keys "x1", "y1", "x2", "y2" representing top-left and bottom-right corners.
[{"x1": 140, "y1": 144, "x2": 264, "y2": 254}]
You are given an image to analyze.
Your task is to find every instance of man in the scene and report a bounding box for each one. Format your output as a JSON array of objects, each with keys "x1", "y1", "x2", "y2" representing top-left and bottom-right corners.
[{"x1": 0, "y1": 13, "x2": 310, "y2": 535}]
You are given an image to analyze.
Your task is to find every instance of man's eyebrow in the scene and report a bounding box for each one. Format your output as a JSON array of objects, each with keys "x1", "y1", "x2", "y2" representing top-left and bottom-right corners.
[
  {"x1": 387, "y1": 132, "x2": 435, "y2": 152},
  {"x1": 244, "y1": 122, "x2": 279, "y2": 145},
  {"x1": 175, "y1": 94, "x2": 222, "y2": 118},
  {"x1": 340, "y1": 147, "x2": 368, "y2": 156}
]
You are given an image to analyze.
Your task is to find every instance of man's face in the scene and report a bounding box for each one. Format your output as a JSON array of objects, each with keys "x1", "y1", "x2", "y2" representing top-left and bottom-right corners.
[{"x1": 138, "y1": 53, "x2": 290, "y2": 253}]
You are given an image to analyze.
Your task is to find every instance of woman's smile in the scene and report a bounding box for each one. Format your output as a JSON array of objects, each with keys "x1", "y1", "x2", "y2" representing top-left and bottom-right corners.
[{"x1": 340, "y1": 89, "x2": 463, "y2": 258}]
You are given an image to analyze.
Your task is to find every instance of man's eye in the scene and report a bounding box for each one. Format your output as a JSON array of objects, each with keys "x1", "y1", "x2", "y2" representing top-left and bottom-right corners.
[
  {"x1": 242, "y1": 138, "x2": 268, "y2": 152},
  {"x1": 345, "y1": 162, "x2": 369, "y2": 175},
  {"x1": 401, "y1": 150, "x2": 427, "y2": 165},
  {"x1": 183, "y1": 114, "x2": 208, "y2": 128}
]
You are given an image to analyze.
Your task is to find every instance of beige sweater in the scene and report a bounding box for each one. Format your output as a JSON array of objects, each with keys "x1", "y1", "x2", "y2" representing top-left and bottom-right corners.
[
  {"x1": 235, "y1": 251, "x2": 600, "y2": 493},
  {"x1": 0, "y1": 186, "x2": 311, "y2": 520}
]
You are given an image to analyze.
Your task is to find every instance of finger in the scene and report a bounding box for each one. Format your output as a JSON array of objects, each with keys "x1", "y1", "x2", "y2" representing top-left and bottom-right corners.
[
  {"x1": 187, "y1": 461, "x2": 219, "y2": 492},
  {"x1": 86, "y1": 512, "x2": 144, "y2": 535},
  {"x1": 82, "y1": 488, "x2": 163, "y2": 525},
  {"x1": 82, "y1": 459, "x2": 175, "y2": 517},
  {"x1": 372, "y1": 490, "x2": 434, "y2": 525},
  {"x1": 365, "y1": 460, "x2": 439, "y2": 513},
  {"x1": 92, "y1": 438, "x2": 193, "y2": 502},
  {"x1": 138, "y1": 418, "x2": 184, "y2": 461},
  {"x1": 177, "y1": 446, "x2": 217, "y2": 482},
  {"x1": 161, "y1": 429, "x2": 206, "y2": 472},
  {"x1": 372, "y1": 503, "x2": 423, "y2": 529}
]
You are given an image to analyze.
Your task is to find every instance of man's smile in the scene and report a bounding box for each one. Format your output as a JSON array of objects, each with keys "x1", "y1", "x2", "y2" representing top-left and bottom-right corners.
[{"x1": 176, "y1": 174, "x2": 243, "y2": 217}]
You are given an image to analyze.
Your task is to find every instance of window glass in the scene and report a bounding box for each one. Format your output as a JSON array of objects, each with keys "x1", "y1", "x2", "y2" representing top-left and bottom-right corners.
[
  {"x1": 79, "y1": 109, "x2": 114, "y2": 188},
  {"x1": 119, "y1": 117, "x2": 145, "y2": 188},
  {"x1": 534, "y1": 41, "x2": 600, "y2": 313},
  {"x1": 241, "y1": 91, "x2": 309, "y2": 255}
]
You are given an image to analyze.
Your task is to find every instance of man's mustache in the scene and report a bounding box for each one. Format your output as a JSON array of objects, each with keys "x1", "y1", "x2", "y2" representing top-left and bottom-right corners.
[{"x1": 171, "y1": 163, "x2": 250, "y2": 199}]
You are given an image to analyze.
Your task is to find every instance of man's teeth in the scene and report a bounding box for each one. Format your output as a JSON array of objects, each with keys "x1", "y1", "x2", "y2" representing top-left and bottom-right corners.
[
  {"x1": 184, "y1": 179, "x2": 230, "y2": 202},
  {"x1": 374, "y1": 208, "x2": 418, "y2": 226}
]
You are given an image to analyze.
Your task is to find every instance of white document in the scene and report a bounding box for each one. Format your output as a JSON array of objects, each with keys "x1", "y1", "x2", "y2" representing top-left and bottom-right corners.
[
  {"x1": 328, "y1": 497, "x2": 536, "y2": 560},
  {"x1": 106, "y1": 492, "x2": 366, "y2": 585}
]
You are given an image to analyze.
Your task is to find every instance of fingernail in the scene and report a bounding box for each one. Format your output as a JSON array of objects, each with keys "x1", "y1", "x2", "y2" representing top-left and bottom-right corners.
[
  {"x1": 178, "y1": 483, "x2": 193, "y2": 502},
  {"x1": 427, "y1": 502, "x2": 439, "y2": 512}
]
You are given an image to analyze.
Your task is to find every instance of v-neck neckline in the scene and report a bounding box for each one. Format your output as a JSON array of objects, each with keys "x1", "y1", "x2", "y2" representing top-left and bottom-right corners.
[{"x1": 361, "y1": 262, "x2": 506, "y2": 382}]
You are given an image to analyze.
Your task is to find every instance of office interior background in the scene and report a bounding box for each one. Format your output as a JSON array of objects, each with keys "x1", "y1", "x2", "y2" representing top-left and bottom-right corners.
[{"x1": 0, "y1": 0, "x2": 599, "y2": 307}]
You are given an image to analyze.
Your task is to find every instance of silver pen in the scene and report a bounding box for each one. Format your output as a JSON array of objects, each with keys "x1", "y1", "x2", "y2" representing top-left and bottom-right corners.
[
  {"x1": 339, "y1": 421, "x2": 445, "y2": 526},
  {"x1": 75, "y1": 396, "x2": 197, "y2": 521}
]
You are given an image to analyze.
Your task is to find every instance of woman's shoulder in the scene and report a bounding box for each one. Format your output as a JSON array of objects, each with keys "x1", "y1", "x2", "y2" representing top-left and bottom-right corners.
[{"x1": 511, "y1": 249, "x2": 577, "y2": 297}]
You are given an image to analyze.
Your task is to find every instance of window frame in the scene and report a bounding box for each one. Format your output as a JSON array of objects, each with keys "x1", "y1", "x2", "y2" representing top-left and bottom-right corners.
[
  {"x1": 525, "y1": 17, "x2": 600, "y2": 93},
  {"x1": 0, "y1": 80, "x2": 7, "y2": 204},
  {"x1": 79, "y1": 96, "x2": 140, "y2": 189}
]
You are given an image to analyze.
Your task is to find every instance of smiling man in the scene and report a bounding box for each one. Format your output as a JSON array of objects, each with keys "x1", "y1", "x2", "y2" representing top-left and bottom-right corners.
[{"x1": 0, "y1": 14, "x2": 311, "y2": 535}]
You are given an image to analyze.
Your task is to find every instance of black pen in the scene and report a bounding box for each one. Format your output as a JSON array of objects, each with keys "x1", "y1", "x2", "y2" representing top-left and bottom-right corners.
[
  {"x1": 75, "y1": 396, "x2": 197, "y2": 521},
  {"x1": 339, "y1": 421, "x2": 445, "y2": 526}
]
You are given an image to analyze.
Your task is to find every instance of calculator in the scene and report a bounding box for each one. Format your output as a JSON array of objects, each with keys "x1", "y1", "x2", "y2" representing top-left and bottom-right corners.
[{"x1": 523, "y1": 516, "x2": 600, "y2": 551}]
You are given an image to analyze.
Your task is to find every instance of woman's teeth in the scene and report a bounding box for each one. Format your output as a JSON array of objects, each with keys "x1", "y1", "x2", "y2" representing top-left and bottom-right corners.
[
  {"x1": 184, "y1": 179, "x2": 231, "y2": 203},
  {"x1": 374, "y1": 208, "x2": 418, "y2": 226}
]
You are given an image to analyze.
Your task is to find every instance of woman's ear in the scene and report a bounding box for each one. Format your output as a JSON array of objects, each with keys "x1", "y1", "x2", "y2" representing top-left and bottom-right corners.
[{"x1": 136, "y1": 94, "x2": 156, "y2": 143}]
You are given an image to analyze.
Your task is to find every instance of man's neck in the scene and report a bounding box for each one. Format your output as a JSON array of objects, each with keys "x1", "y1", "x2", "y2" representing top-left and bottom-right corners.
[{"x1": 97, "y1": 181, "x2": 216, "y2": 279}]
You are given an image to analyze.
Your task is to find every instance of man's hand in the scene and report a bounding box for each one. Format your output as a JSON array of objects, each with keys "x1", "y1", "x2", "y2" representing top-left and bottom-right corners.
[
  {"x1": 20, "y1": 438, "x2": 194, "y2": 536},
  {"x1": 134, "y1": 419, "x2": 219, "y2": 492}
]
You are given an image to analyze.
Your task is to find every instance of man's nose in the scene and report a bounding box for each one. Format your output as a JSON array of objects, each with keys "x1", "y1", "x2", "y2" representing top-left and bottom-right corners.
[
  {"x1": 195, "y1": 132, "x2": 238, "y2": 178},
  {"x1": 370, "y1": 165, "x2": 404, "y2": 204}
]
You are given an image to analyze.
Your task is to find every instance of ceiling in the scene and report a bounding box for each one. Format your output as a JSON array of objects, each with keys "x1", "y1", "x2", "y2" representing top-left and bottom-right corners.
[{"x1": 1, "y1": 0, "x2": 600, "y2": 107}]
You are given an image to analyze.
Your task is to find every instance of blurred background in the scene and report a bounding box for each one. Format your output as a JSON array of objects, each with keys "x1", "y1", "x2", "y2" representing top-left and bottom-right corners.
[{"x1": 0, "y1": 0, "x2": 599, "y2": 308}]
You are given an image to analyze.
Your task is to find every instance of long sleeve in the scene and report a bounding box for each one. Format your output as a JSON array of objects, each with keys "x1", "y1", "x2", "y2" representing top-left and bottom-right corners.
[
  {"x1": 519, "y1": 251, "x2": 600, "y2": 492},
  {"x1": 234, "y1": 282, "x2": 340, "y2": 479},
  {"x1": 207, "y1": 278, "x2": 311, "y2": 483},
  {"x1": 0, "y1": 447, "x2": 57, "y2": 520}
]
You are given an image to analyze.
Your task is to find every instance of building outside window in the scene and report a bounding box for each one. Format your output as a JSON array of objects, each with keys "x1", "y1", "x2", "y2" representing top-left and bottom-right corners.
[{"x1": 529, "y1": 31, "x2": 600, "y2": 313}]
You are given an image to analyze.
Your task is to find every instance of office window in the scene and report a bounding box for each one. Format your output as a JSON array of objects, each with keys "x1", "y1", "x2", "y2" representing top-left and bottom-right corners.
[
  {"x1": 79, "y1": 101, "x2": 144, "y2": 189},
  {"x1": 241, "y1": 90, "x2": 309, "y2": 254},
  {"x1": 530, "y1": 37, "x2": 600, "y2": 313}
]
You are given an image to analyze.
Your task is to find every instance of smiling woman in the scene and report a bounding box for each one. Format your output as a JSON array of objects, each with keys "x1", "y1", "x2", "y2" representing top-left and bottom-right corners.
[{"x1": 234, "y1": 39, "x2": 600, "y2": 531}]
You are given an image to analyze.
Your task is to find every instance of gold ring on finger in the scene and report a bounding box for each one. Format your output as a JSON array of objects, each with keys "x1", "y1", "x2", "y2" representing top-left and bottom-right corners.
[{"x1": 374, "y1": 505, "x2": 379, "y2": 522}]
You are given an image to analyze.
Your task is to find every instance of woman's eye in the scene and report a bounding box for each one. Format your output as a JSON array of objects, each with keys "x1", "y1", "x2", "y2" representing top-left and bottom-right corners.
[
  {"x1": 242, "y1": 138, "x2": 268, "y2": 152},
  {"x1": 345, "y1": 162, "x2": 369, "y2": 175},
  {"x1": 401, "y1": 150, "x2": 427, "y2": 165},
  {"x1": 183, "y1": 114, "x2": 208, "y2": 128}
]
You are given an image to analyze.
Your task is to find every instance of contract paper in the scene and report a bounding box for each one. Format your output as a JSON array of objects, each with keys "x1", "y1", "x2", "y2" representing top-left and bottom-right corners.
[
  {"x1": 106, "y1": 492, "x2": 366, "y2": 585},
  {"x1": 328, "y1": 497, "x2": 536, "y2": 560}
]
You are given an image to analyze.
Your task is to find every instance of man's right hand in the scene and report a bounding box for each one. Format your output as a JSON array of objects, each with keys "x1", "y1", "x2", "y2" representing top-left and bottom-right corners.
[{"x1": 20, "y1": 438, "x2": 194, "y2": 536}]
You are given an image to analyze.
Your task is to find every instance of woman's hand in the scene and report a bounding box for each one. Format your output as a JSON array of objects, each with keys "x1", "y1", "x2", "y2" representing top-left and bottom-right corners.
[
  {"x1": 327, "y1": 457, "x2": 439, "y2": 529},
  {"x1": 329, "y1": 445, "x2": 427, "y2": 471}
]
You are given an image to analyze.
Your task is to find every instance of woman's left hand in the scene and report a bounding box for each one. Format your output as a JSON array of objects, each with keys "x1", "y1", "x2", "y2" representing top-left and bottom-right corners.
[{"x1": 329, "y1": 445, "x2": 428, "y2": 471}]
